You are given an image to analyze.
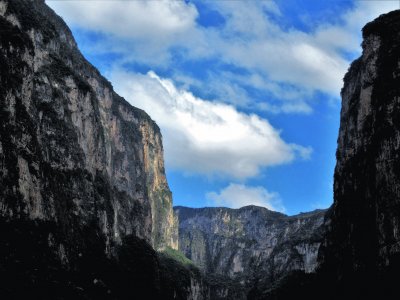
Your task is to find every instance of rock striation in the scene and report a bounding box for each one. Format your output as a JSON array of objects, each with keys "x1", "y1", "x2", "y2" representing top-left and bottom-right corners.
[{"x1": 175, "y1": 206, "x2": 326, "y2": 296}]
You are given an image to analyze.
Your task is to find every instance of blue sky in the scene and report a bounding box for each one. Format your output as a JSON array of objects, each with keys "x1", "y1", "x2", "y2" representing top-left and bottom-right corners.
[{"x1": 47, "y1": 0, "x2": 399, "y2": 215}]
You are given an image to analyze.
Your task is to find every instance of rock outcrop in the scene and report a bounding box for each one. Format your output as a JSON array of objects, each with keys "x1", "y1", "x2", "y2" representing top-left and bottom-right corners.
[{"x1": 175, "y1": 206, "x2": 326, "y2": 296}]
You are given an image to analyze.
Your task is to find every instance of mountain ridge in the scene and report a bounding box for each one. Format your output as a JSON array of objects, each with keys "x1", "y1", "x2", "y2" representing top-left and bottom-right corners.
[
  {"x1": 174, "y1": 205, "x2": 326, "y2": 216},
  {"x1": 174, "y1": 205, "x2": 327, "y2": 298}
]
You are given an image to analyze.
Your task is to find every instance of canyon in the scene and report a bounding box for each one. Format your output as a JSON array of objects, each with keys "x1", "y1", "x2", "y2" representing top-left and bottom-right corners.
[{"x1": 1, "y1": 0, "x2": 400, "y2": 299}]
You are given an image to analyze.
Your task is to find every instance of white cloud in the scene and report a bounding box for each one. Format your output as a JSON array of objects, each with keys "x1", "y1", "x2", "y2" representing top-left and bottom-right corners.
[
  {"x1": 198, "y1": 1, "x2": 346, "y2": 96},
  {"x1": 111, "y1": 70, "x2": 311, "y2": 179},
  {"x1": 180, "y1": 70, "x2": 314, "y2": 114},
  {"x1": 257, "y1": 101, "x2": 313, "y2": 115},
  {"x1": 46, "y1": 0, "x2": 199, "y2": 64},
  {"x1": 204, "y1": 0, "x2": 398, "y2": 97},
  {"x1": 206, "y1": 183, "x2": 285, "y2": 212},
  {"x1": 208, "y1": 0, "x2": 398, "y2": 104},
  {"x1": 47, "y1": 0, "x2": 197, "y2": 41},
  {"x1": 47, "y1": 0, "x2": 398, "y2": 112}
]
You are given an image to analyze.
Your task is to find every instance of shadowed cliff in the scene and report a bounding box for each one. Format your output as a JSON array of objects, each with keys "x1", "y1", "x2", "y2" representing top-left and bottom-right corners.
[
  {"x1": 249, "y1": 9, "x2": 400, "y2": 300},
  {"x1": 0, "y1": 0, "x2": 203, "y2": 298}
]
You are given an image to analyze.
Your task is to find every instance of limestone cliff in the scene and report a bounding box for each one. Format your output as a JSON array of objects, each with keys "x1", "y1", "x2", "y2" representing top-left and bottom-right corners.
[
  {"x1": 0, "y1": 0, "x2": 176, "y2": 253},
  {"x1": 0, "y1": 0, "x2": 190, "y2": 298},
  {"x1": 175, "y1": 206, "x2": 326, "y2": 296},
  {"x1": 140, "y1": 114, "x2": 178, "y2": 250}
]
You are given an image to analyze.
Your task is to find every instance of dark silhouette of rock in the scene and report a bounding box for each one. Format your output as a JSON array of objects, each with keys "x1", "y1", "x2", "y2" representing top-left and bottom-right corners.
[{"x1": 249, "y1": 9, "x2": 400, "y2": 300}]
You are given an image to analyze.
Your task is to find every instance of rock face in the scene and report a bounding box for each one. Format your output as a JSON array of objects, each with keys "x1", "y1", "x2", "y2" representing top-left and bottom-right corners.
[
  {"x1": 0, "y1": 0, "x2": 176, "y2": 254},
  {"x1": 175, "y1": 206, "x2": 326, "y2": 293},
  {"x1": 321, "y1": 8, "x2": 400, "y2": 287},
  {"x1": 0, "y1": 0, "x2": 195, "y2": 298}
]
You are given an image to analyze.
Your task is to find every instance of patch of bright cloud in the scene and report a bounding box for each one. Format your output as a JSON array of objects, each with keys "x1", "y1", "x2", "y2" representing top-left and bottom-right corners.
[
  {"x1": 47, "y1": 0, "x2": 198, "y2": 41},
  {"x1": 111, "y1": 70, "x2": 312, "y2": 179},
  {"x1": 206, "y1": 183, "x2": 285, "y2": 212}
]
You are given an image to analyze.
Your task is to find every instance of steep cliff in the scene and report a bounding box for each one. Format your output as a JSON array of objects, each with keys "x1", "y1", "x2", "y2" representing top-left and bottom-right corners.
[
  {"x1": 249, "y1": 10, "x2": 400, "y2": 300},
  {"x1": 0, "y1": 0, "x2": 177, "y2": 252},
  {"x1": 141, "y1": 117, "x2": 178, "y2": 250},
  {"x1": 320, "y1": 8, "x2": 400, "y2": 293},
  {"x1": 175, "y1": 206, "x2": 326, "y2": 297},
  {"x1": 0, "y1": 0, "x2": 192, "y2": 298}
]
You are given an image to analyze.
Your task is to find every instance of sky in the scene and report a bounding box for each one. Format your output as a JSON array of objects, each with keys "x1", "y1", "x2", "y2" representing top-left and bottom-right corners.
[{"x1": 46, "y1": 0, "x2": 399, "y2": 215}]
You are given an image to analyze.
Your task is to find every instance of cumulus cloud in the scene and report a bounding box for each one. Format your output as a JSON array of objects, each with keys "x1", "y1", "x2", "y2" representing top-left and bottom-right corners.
[
  {"x1": 111, "y1": 70, "x2": 311, "y2": 179},
  {"x1": 206, "y1": 183, "x2": 285, "y2": 212}
]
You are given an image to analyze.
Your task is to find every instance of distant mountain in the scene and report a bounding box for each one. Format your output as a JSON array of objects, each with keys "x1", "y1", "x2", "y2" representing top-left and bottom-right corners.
[{"x1": 174, "y1": 205, "x2": 326, "y2": 298}]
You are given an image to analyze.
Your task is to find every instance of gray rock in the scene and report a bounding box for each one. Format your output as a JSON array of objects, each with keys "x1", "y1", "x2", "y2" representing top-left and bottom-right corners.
[
  {"x1": 0, "y1": 0, "x2": 177, "y2": 256},
  {"x1": 0, "y1": 1, "x2": 199, "y2": 299},
  {"x1": 175, "y1": 205, "x2": 326, "y2": 294}
]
